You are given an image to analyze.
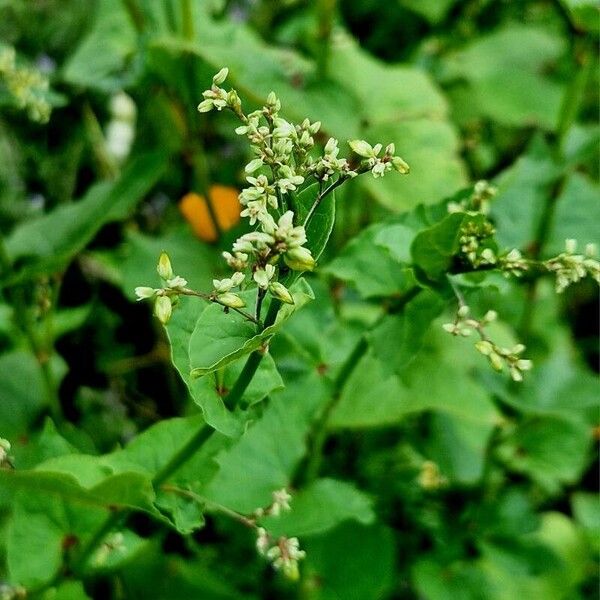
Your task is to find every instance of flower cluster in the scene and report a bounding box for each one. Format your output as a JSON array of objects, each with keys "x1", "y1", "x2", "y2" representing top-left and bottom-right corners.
[
  {"x1": 458, "y1": 219, "x2": 497, "y2": 268},
  {"x1": 256, "y1": 529, "x2": 306, "y2": 581},
  {"x1": 0, "y1": 46, "x2": 51, "y2": 123},
  {"x1": 254, "y1": 487, "x2": 293, "y2": 518},
  {"x1": 544, "y1": 239, "x2": 600, "y2": 293},
  {"x1": 197, "y1": 67, "x2": 409, "y2": 315},
  {"x1": 135, "y1": 252, "x2": 189, "y2": 324},
  {"x1": 448, "y1": 179, "x2": 497, "y2": 215},
  {"x1": 443, "y1": 305, "x2": 533, "y2": 382}
]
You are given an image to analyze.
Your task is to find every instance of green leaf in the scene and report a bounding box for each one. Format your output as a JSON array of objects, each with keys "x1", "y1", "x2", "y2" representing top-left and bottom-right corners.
[
  {"x1": 61, "y1": 0, "x2": 137, "y2": 92},
  {"x1": 399, "y1": 0, "x2": 458, "y2": 23},
  {"x1": 303, "y1": 523, "x2": 396, "y2": 600},
  {"x1": 189, "y1": 279, "x2": 313, "y2": 377},
  {"x1": 367, "y1": 290, "x2": 445, "y2": 376},
  {"x1": 3, "y1": 153, "x2": 167, "y2": 286},
  {"x1": 442, "y1": 24, "x2": 566, "y2": 129},
  {"x1": 7, "y1": 492, "x2": 107, "y2": 587},
  {"x1": 410, "y1": 212, "x2": 467, "y2": 281},
  {"x1": 325, "y1": 223, "x2": 417, "y2": 298},
  {"x1": 260, "y1": 478, "x2": 374, "y2": 538},
  {"x1": 546, "y1": 173, "x2": 600, "y2": 256},
  {"x1": 496, "y1": 416, "x2": 592, "y2": 493},
  {"x1": 330, "y1": 328, "x2": 499, "y2": 429},
  {"x1": 294, "y1": 183, "x2": 335, "y2": 261}
]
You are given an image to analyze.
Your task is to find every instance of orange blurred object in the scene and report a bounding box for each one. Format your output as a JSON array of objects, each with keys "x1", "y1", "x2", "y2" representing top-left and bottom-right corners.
[{"x1": 179, "y1": 185, "x2": 241, "y2": 242}]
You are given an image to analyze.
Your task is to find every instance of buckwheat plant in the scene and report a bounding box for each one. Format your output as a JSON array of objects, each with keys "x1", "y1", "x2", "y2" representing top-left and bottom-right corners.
[
  {"x1": 442, "y1": 180, "x2": 600, "y2": 381},
  {"x1": 137, "y1": 67, "x2": 408, "y2": 330}
]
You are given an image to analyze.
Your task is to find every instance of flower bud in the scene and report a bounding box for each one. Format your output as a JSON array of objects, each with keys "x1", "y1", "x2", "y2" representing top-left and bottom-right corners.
[
  {"x1": 483, "y1": 310, "x2": 498, "y2": 323},
  {"x1": 348, "y1": 139, "x2": 374, "y2": 158},
  {"x1": 284, "y1": 246, "x2": 315, "y2": 272},
  {"x1": 392, "y1": 156, "x2": 410, "y2": 174},
  {"x1": 385, "y1": 143, "x2": 395, "y2": 155},
  {"x1": 217, "y1": 292, "x2": 246, "y2": 309},
  {"x1": 489, "y1": 352, "x2": 504, "y2": 372},
  {"x1": 245, "y1": 158, "x2": 264, "y2": 173},
  {"x1": 135, "y1": 286, "x2": 156, "y2": 301},
  {"x1": 154, "y1": 295, "x2": 172, "y2": 324},
  {"x1": 269, "y1": 282, "x2": 294, "y2": 305},
  {"x1": 457, "y1": 305, "x2": 470, "y2": 318},
  {"x1": 565, "y1": 238, "x2": 577, "y2": 254},
  {"x1": 197, "y1": 99, "x2": 214, "y2": 113},
  {"x1": 212, "y1": 67, "x2": 229, "y2": 86},
  {"x1": 475, "y1": 340, "x2": 493, "y2": 356},
  {"x1": 157, "y1": 252, "x2": 173, "y2": 280},
  {"x1": 516, "y1": 359, "x2": 533, "y2": 371}
]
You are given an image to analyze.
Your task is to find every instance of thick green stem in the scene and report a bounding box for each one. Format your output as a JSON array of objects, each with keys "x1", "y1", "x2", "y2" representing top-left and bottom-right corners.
[{"x1": 224, "y1": 299, "x2": 281, "y2": 409}]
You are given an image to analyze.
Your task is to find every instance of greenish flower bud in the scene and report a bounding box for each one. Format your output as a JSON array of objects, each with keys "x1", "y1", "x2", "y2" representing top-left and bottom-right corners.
[
  {"x1": 392, "y1": 156, "x2": 410, "y2": 174},
  {"x1": 157, "y1": 252, "x2": 173, "y2": 280},
  {"x1": 245, "y1": 158, "x2": 264, "y2": 173},
  {"x1": 212, "y1": 67, "x2": 229, "y2": 86},
  {"x1": 284, "y1": 246, "x2": 315, "y2": 272},
  {"x1": 457, "y1": 305, "x2": 470, "y2": 318},
  {"x1": 475, "y1": 340, "x2": 493, "y2": 356},
  {"x1": 348, "y1": 139, "x2": 374, "y2": 158},
  {"x1": 197, "y1": 99, "x2": 214, "y2": 113},
  {"x1": 217, "y1": 292, "x2": 246, "y2": 309},
  {"x1": 269, "y1": 282, "x2": 294, "y2": 305},
  {"x1": 489, "y1": 352, "x2": 504, "y2": 372},
  {"x1": 135, "y1": 286, "x2": 156, "y2": 301},
  {"x1": 154, "y1": 295, "x2": 172, "y2": 324}
]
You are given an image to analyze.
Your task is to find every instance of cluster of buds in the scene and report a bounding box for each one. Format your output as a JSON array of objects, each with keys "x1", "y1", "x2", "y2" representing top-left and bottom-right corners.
[
  {"x1": 498, "y1": 248, "x2": 528, "y2": 277},
  {"x1": 0, "y1": 46, "x2": 51, "y2": 123},
  {"x1": 543, "y1": 239, "x2": 600, "y2": 293},
  {"x1": 443, "y1": 305, "x2": 532, "y2": 382},
  {"x1": 105, "y1": 91, "x2": 137, "y2": 164},
  {"x1": 0, "y1": 438, "x2": 12, "y2": 469},
  {"x1": 135, "y1": 252, "x2": 188, "y2": 324},
  {"x1": 256, "y1": 529, "x2": 306, "y2": 581},
  {"x1": 196, "y1": 68, "x2": 409, "y2": 319},
  {"x1": 348, "y1": 140, "x2": 409, "y2": 178},
  {"x1": 448, "y1": 180, "x2": 497, "y2": 215},
  {"x1": 92, "y1": 531, "x2": 126, "y2": 567},
  {"x1": 254, "y1": 487, "x2": 293, "y2": 519},
  {"x1": 458, "y1": 219, "x2": 497, "y2": 268}
]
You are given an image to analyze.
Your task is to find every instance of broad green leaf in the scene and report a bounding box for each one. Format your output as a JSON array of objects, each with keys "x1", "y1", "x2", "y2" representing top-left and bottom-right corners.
[
  {"x1": 260, "y1": 478, "x2": 374, "y2": 538},
  {"x1": 201, "y1": 370, "x2": 329, "y2": 513},
  {"x1": 330, "y1": 327, "x2": 499, "y2": 429},
  {"x1": 442, "y1": 25, "x2": 566, "y2": 129},
  {"x1": 410, "y1": 212, "x2": 469, "y2": 281},
  {"x1": 490, "y1": 135, "x2": 559, "y2": 249},
  {"x1": 303, "y1": 523, "x2": 396, "y2": 600},
  {"x1": 496, "y1": 416, "x2": 592, "y2": 493},
  {"x1": 7, "y1": 492, "x2": 107, "y2": 587},
  {"x1": 189, "y1": 279, "x2": 313, "y2": 377},
  {"x1": 546, "y1": 173, "x2": 600, "y2": 256},
  {"x1": 2, "y1": 153, "x2": 167, "y2": 286},
  {"x1": 325, "y1": 223, "x2": 417, "y2": 298},
  {"x1": 294, "y1": 183, "x2": 336, "y2": 261},
  {"x1": 0, "y1": 351, "x2": 65, "y2": 439},
  {"x1": 367, "y1": 290, "x2": 445, "y2": 376},
  {"x1": 61, "y1": 0, "x2": 137, "y2": 92}
]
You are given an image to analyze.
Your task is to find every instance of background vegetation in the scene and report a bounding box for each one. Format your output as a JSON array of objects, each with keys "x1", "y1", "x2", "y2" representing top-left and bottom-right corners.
[{"x1": 0, "y1": 1, "x2": 598, "y2": 598}]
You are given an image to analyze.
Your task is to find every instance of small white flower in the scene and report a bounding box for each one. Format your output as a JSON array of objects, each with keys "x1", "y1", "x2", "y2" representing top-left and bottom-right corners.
[
  {"x1": 135, "y1": 286, "x2": 156, "y2": 301},
  {"x1": 348, "y1": 139, "x2": 375, "y2": 158},
  {"x1": 154, "y1": 296, "x2": 172, "y2": 324},
  {"x1": 212, "y1": 67, "x2": 229, "y2": 85},
  {"x1": 245, "y1": 158, "x2": 264, "y2": 173},
  {"x1": 157, "y1": 252, "x2": 173, "y2": 280}
]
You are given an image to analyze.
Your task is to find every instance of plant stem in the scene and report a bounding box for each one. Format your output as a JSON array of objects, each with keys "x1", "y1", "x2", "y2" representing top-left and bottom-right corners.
[
  {"x1": 180, "y1": 288, "x2": 260, "y2": 325},
  {"x1": 180, "y1": 0, "x2": 194, "y2": 41},
  {"x1": 224, "y1": 299, "x2": 281, "y2": 409}
]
